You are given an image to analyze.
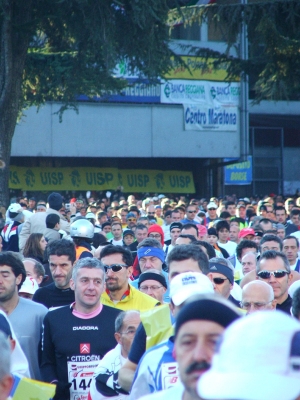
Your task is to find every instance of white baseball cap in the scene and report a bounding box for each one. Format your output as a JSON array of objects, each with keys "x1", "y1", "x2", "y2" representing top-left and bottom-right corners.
[
  {"x1": 207, "y1": 202, "x2": 218, "y2": 209},
  {"x1": 8, "y1": 203, "x2": 23, "y2": 213},
  {"x1": 19, "y1": 277, "x2": 39, "y2": 295},
  {"x1": 170, "y1": 272, "x2": 214, "y2": 306},
  {"x1": 198, "y1": 311, "x2": 300, "y2": 400}
]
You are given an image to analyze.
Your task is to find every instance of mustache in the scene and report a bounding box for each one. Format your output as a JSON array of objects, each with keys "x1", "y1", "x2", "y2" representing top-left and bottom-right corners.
[{"x1": 185, "y1": 361, "x2": 211, "y2": 374}]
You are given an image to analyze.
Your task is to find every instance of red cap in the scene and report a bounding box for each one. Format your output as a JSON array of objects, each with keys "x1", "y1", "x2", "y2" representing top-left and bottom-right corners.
[{"x1": 238, "y1": 228, "x2": 255, "y2": 239}]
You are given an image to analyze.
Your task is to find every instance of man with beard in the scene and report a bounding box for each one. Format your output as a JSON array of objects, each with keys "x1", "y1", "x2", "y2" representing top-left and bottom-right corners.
[
  {"x1": 100, "y1": 245, "x2": 158, "y2": 312},
  {"x1": 33, "y1": 239, "x2": 76, "y2": 309},
  {"x1": 139, "y1": 295, "x2": 240, "y2": 400}
]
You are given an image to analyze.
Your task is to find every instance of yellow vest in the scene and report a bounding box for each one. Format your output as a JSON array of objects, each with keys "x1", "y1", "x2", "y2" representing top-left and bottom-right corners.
[{"x1": 101, "y1": 285, "x2": 158, "y2": 312}]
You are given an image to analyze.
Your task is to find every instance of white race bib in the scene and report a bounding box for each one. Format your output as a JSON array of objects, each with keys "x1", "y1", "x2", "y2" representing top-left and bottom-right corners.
[
  {"x1": 161, "y1": 362, "x2": 179, "y2": 390},
  {"x1": 68, "y1": 360, "x2": 99, "y2": 400}
]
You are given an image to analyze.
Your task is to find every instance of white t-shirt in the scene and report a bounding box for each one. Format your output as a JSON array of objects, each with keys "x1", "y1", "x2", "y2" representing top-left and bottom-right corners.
[{"x1": 217, "y1": 241, "x2": 237, "y2": 256}]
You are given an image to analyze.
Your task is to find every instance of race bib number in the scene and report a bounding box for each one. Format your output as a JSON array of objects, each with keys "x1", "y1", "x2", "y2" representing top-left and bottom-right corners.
[
  {"x1": 161, "y1": 362, "x2": 179, "y2": 390},
  {"x1": 68, "y1": 361, "x2": 99, "y2": 400}
]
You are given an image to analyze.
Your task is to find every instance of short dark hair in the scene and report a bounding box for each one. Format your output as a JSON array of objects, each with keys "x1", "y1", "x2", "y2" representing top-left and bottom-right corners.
[
  {"x1": 257, "y1": 250, "x2": 290, "y2": 274},
  {"x1": 290, "y1": 209, "x2": 300, "y2": 217},
  {"x1": 225, "y1": 201, "x2": 236, "y2": 209},
  {"x1": 164, "y1": 210, "x2": 172, "y2": 218},
  {"x1": 177, "y1": 234, "x2": 197, "y2": 243},
  {"x1": 195, "y1": 241, "x2": 216, "y2": 259},
  {"x1": 46, "y1": 213, "x2": 60, "y2": 229},
  {"x1": 0, "y1": 252, "x2": 26, "y2": 289},
  {"x1": 135, "y1": 224, "x2": 148, "y2": 231},
  {"x1": 259, "y1": 205, "x2": 267, "y2": 212},
  {"x1": 292, "y1": 287, "x2": 300, "y2": 319},
  {"x1": 46, "y1": 239, "x2": 76, "y2": 264},
  {"x1": 236, "y1": 240, "x2": 258, "y2": 260},
  {"x1": 260, "y1": 234, "x2": 283, "y2": 251},
  {"x1": 137, "y1": 238, "x2": 163, "y2": 249},
  {"x1": 284, "y1": 235, "x2": 299, "y2": 248},
  {"x1": 181, "y1": 223, "x2": 198, "y2": 235},
  {"x1": 275, "y1": 206, "x2": 286, "y2": 214},
  {"x1": 216, "y1": 220, "x2": 230, "y2": 232},
  {"x1": 97, "y1": 211, "x2": 107, "y2": 218},
  {"x1": 100, "y1": 245, "x2": 133, "y2": 266},
  {"x1": 219, "y1": 211, "x2": 231, "y2": 220},
  {"x1": 167, "y1": 244, "x2": 209, "y2": 275}
]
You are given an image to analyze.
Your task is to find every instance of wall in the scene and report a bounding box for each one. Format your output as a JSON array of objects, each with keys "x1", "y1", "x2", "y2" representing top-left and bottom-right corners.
[{"x1": 12, "y1": 102, "x2": 240, "y2": 159}]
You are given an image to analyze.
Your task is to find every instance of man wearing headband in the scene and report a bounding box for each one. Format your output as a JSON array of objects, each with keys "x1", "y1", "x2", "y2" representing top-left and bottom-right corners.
[
  {"x1": 100, "y1": 245, "x2": 158, "y2": 312},
  {"x1": 138, "y1": 269, "x2": 167, "y2": 304},
  {"x1": 131, "y1": 238, "x2": 170, "y2": 303},
  {"x1": 207, "y1": 258, "x2": 240, "y2": 307},
  {"x1": 139, "y1": 295, "x2": 240, "y2": 400}
]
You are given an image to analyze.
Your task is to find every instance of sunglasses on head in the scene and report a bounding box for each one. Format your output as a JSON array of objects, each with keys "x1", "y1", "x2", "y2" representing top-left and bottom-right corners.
[
  {"x1": 103, "y1": 264, "x2": 128, "y2": 273},
  {"x1": 257, "y1": 270, "x2": 289, "y2": 279},
  {"x1": 213, "y1": 277, "x2": 228, "y2": 285}
]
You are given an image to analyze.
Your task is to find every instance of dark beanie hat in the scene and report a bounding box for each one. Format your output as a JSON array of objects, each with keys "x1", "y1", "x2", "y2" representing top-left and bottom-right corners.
[
  {"x1": 170, "y1": 222, "x2": 183, "y2": 232},
  {"x1": 175, "y1": 298, "x2": 240, "y2": 338},
  {"x1": 138, "y1": 271, "x2": 167, "y2": 289},
  {"x1": 48, "y1": 192, "x2": 63, "y2": 211}
]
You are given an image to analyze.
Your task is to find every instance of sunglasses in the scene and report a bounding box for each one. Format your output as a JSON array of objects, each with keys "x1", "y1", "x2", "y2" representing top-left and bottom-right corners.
[
  {"x1": 127, "y1": 218, "x2": 136, "y2": 222},
  {"x1": 187, "y1": 210, "x2": 197, "y2": 213},
  {"x1": 103, "y1": 264, "x2": 129, "y2": 273},
  {"x1": 147, "y1": 212, "x2": 155, "y2": 215},
  {"x1": 208, "y1": 208, "x2": 216, "y2": 211},
  {"x1": 257, "y1": 270, "x2": 289, "y2": 279},
  {"x1": 213, "y1": 277, "x2": 228, "y2": 285}
]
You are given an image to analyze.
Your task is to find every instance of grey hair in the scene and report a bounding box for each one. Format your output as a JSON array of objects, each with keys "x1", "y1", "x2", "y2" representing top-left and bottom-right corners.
[
  {"x1": 137, "y1": 238, "x2": 163, "y2": 250},
  {"x1": 0, "y1": 331, "x2": 11, "y2": 380},
  {"x1": 209, "y1": 257, "x2": 235, "y2": 272},
  {"x1": 23, "y1": 258, "x2": 45, "y2": 278},
  {"x1": 72, "y1": 257, "x2": 105, "y2": 281},
  {"x1": 115, "y1": 310, "x2": 140, "y2": 333},
  {"x1": 243, "y1": 280, "x2": 274, "y2": 302},
  {"x1": 256, "y1": 250, "x2": 290, "y2": 275}
]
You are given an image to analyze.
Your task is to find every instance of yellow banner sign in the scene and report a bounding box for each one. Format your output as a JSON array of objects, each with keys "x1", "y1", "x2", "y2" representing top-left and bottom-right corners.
[
  {"x1": 119, "y1": 169, "x2": 195, "y2": 193},
  {"x1": 9, "y1": 167, "x2": 119, "y2": 191},
  {"x1": 9, "y1": 167, "x2": 195, "y2": 193},
  {"x1": 165, "y1": 56, "x2": 238, "y2": 82}
]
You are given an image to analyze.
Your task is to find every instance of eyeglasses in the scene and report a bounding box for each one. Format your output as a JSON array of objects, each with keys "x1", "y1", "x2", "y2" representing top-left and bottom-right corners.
[
  {"x1": 257, "y1": 270, "x2": 289, "y2": 279},
  {"x1": 187, "y1": 210, "x2": 197, "y2": 213},
  {"x1": 140, "y1": 285, "x2": 163, "y2": 291},
  {"x1": 149, "y1": 234, "x2": 161, "y2": 239},
  {"x1": 103, "y1": 264, "x2": 129, "y2": 273},
  {"x1": 240, "y1": 301, "x2": 272, "y2": 310},
  {"x1": 213, "y1": 277, "x2": 228, "y2": 285},
  {"x1": 119, "y1": 329, "x2": 137, "y2": 336},
  {"x1": 127, "y1": 218, "x2": 136, "y2": 222}
]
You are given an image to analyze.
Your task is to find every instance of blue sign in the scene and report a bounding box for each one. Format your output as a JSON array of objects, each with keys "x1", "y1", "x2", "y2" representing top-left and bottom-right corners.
[
  {"x1": 77, "y1": 79, "x2": 160, "y2": 104},
  {"x1": 224, "y1": 156, "x2": 252, "y2": 185}
]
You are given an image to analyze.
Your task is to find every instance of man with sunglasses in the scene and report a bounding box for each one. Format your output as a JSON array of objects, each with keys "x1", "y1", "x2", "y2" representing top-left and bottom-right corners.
[
  {"x1": 100, "y1": 245, "x2": 158, "y2": 312},
  {"x1": 180, "y1": 204, "x2": 200, "y2": 225},
  {"x1": 207, "y1": 258, "x2": 240, "y2": 307},
  {"x1": 256, "y1": 250, "x2": 293, "y2": 314},
  {"x1": 126, "y1": 212, "x2": 137, "y2": 230}
]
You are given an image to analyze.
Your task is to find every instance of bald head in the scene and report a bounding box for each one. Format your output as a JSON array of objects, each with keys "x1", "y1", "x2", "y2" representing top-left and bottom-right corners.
[
  {"x1": 242, "y1": 280, "x2": 276, "y2": 314},
  {"x1": 241, "y1": 252, "x2": 257, "y2": 276}
]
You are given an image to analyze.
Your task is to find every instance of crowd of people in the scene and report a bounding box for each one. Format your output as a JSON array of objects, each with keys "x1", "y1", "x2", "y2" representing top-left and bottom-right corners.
[{"x1": 0, "y1": 191, "x2": 300, "y2": 400}]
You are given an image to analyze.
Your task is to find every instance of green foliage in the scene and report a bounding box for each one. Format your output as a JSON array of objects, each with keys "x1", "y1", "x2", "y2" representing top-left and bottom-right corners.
[
  {"x1": 168, "y1": 0, "x2": 300, "y2": 102},
  {"x1": 15, "y1": 0, "x2": 180, "y2": 113}
]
